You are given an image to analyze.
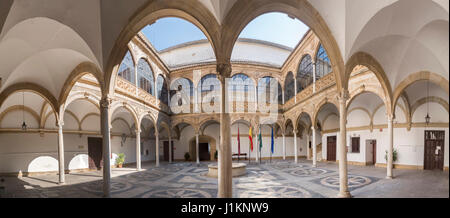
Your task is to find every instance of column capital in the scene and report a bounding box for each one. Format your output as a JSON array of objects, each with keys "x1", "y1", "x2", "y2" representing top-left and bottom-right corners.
[
  {"x1": 100, "y1": 96, "x2": 113, "y2": 109},
  {"x1": 387, "y1": 113, "x2": 395, "y2": 122},
  {"x1": 216, "y1": 63, "x2": 232, "y2": 83},
  {"x1": 135, "y1": 128, "x2": 141, "y2": 134},
  {"x1": 337, "y1": 89, "x2": 350, "y2": 103},
  {"x1": 56, "y1": 120, "x2": 64, "y2": 128}
]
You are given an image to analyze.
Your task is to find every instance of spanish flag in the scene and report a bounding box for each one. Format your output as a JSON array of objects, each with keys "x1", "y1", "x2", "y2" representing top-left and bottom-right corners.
[{"x1": 249, "y1": 126, "x2": 253, "y2": 151}]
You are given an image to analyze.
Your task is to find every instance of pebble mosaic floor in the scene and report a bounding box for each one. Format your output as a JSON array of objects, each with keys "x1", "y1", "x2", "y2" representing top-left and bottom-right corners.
[{"x1": 0, "y1": 159, "x2": 448, "y2": 198}]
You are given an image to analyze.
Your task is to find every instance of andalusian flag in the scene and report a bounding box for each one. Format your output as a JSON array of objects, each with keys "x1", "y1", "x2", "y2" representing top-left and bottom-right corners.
[{"x1": 249, "y1": 126, "x2": 253, "y2": 151}]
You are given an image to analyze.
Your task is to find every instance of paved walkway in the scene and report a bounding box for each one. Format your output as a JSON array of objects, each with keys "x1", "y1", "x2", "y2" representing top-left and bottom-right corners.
[{"x1": 0, "y1": 159, "x2": 448, "y2": 198}]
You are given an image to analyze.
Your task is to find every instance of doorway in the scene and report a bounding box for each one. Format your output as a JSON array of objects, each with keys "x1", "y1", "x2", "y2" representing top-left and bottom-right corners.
[
  {"x1": 424, "y1": 131, "x2": 445, "y2": 170},
  {"x1": 163, "y1": 141, "x2": 174, "y2": 162},
  {"x1": 327, "y1": 136, "x2": 337, "y2": 161},
  {"x1": 88, "y1": 137, "x2": 103, "y2": 170},
  {"x1": 366, "y1": 140, "x2": 376, "y2": 165},
  {"x1": 199, "y1": 143, "x2": 210, "y2": 161}
]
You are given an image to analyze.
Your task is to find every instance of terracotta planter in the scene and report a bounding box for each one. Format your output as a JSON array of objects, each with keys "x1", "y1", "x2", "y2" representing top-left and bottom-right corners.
[{"x1": 117, "y1": 163, "x2": 123, "y2": 168}]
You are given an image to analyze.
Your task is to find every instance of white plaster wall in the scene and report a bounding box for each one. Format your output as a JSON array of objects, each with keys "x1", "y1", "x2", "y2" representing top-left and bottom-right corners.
[{"x1": 325, "y1": 127, "x2": 449, "y2": 168}]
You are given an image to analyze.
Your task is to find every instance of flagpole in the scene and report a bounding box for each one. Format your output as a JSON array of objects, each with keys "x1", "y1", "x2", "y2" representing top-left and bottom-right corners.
[{"x1": 238, "y1": 123, "x2": 240, "y2": 163}]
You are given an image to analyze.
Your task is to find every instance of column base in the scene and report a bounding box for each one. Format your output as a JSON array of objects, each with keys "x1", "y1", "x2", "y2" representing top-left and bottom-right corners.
[
  {"x1": 337, "y1": 191, "x2": 352, "y2": 198},
  {"x1": 386, "y1": 176, "x2": 394, "y2": 179},
  {"x1": 58, "y1": 182, "x2": 65, "y2": 185}
]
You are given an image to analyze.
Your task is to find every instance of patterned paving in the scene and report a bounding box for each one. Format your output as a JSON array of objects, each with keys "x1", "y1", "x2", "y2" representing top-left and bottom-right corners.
[{"x1": 1, "y1": 160, "x2": 448, "y2": 198}]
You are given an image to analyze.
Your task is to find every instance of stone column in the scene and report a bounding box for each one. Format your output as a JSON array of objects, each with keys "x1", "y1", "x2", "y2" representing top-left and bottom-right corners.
[
  {"x1": 294, "y1": 129, "x2": 298, "y2": 163},
  {"x1": 135, "y1": 128, "x2": 141, "y2": 171},
  {"x1": 312, "y1": 61, "x2": 316, "y2": 93},
  {"x1": 100, "y1": 96, "x2": 112, "y2": 198},
  {"x1": 282, "y1": 133, "x2": 286, "y2": 160},
  {"x1": 196, "y1": 132, "x2": 200, "y2": 164},
  {"x1": 168, "y1": 133, "x2": 172, "y2": 163},
  {"x1": 217, "y1": 63, "x2": 232, "y2": 198},
  {"x1": 386, "y1": 114, "x2": 394, "y2": 179},
  {"x1": 306, "y1": 133, "x2": 310, "y2": 160},
  {"x1": 57, "y1": 121, "x2": 65, "y2": 184},
  {"x1": 312, "y1": 126, "x2": 317, "y2": 167},
  {"x1": 155, "y1": 128, "x2": 159, "y2": 167},
  {"x1": 338, "y1": 90, "x2": 351, "y2": 198}
]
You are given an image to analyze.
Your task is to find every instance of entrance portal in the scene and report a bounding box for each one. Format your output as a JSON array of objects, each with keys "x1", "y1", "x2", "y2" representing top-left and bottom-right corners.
[
  {"x1": 88, "y1": 137, "x2": 103, "y2": 170},
  {"x1": 424, "y1": 131, "x2": 445, "y2": 170}
]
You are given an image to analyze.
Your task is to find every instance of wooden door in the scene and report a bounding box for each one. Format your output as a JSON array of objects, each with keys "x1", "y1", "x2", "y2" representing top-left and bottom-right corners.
[
  {"x1": 424, "y1": 131, "x2": 445, "y2": 170},
  {"x1": 88, "y1": 137, "x2": 103, "y2": 170},
  {"x1": 199, "y1": 143, "x2": 210, "y2": 161},
  {"x1": 163, "y1": 141, "x2": 174, "y2": 162},
  {"x1": 372, "y1": 140, "x2": 377, "y2": 164},
  {"x1": 327, "y1": 136, "x2": 337, "y2": 161}
]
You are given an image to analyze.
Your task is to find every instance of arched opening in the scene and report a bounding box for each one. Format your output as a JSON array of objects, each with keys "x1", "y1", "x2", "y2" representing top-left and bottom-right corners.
[
  {"x1": 156, "y1": 75, "x2": 169, "y2": 105},
  {"x1": 297, "y1": 55, "x2": 313, "y2": 93},
  {"x1": 231, "y1": 12, "x2": 309, "y2": 68},
  {"x1": 284, "y1": 71, "x2": 295, "y2": 102},
  {"x1": 295, "y1": 112, "x2": 313, "y2": 161},
  {"x1": 315, "y1": 103, "x2": 339, "y2": 163},
  {"x1": 258, "y1": 76, "x2": 282, "y2": 106},
  {"x1": 170, "y1": 77, "x2": 194, "y2": 114},
  {"x1": 198, "y1": 74, "x2": 221, "y2": 113},
  {"x1": 172, "y1": 122, "x2": 196, "y2": 162},
  {"x1": 137, "y1": 58, "x2": 155, "y2": 95},
  {"x1": 229, "y1": 73, "x2": 255, "y2": 113}
]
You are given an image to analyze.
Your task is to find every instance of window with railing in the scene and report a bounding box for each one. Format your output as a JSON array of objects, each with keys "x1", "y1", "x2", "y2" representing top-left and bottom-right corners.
[
  {"x1": 137, "y1": 58, "x2": 154, "y2": 95},
  {"x1": 258, "y1": 76, "x2": 282, "y2": 105},
  {"x1": 157, "y1": 75, "x2": 169, "y2": 105},
  {"x1": 118, "y1": 50, "x2": 135, "y2": 84},
  {"x1": 297, "y1": 54, "x2": 313, "y2": 93},
  {"x1": 315, "y1": 44, "x2": 332, "y2": 79},
  {"x1": 284, "y1": 71, "x2": 295, "y2": 102}
]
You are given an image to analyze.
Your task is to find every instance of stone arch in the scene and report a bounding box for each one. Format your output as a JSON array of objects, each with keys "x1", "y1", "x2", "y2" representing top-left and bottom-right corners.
[
  {"x1": 392, "y1": 71, "x2": 449, "y2": 115},
  {"x1": 110, "y1": 102, "x2": 139, "y2": 130},
  {"x1": 345, "y1": 52, "x2": 393, "y2": 113},
  {"x1": 80, "y1": 113, "x2": 101, "y2": 130},
  {"x1": 221, "y1": 0, "x2": 344, "y2": 91},
  {"x1": 347, "y1": 88, "x2": 389, "y2": 114},
  {"x1": 58, "y1": 62, "x2": 105, "y2": 114},
  {"x1": 0, "y1": 82, "x2": 59, "y2": 121},
  {"x1": 111, "y1": 117, "x2": 133, "y2": 135},
  {"x1": 60, "y1": 91, "x2": 101, "y2": 123},
  {"x1": 0, "y1": 105, "x2": 40, "y2": 127},
  {"x1": 410, "y1": 96, "x2": 449, "y2": 119},
  {"x1": 104, "y1": 1, "x2": 221, "y2": 96},
  {"x1": 312, "y1": 98, "x2": 339, "y2": 127}
]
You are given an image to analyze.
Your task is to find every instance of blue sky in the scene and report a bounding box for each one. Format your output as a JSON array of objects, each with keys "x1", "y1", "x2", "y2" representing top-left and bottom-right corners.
[{"x1": 141, "y1": 12, "x2": 309, "y2": 51}]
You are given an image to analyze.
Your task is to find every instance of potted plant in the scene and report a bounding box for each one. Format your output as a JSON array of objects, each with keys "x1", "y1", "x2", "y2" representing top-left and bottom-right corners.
[
  {"x1": 384, "y1": 149, "x2": 398, "y2": 164},
  {"x1": 116, "y1": 153, "x2": 125, "y2": 168},
  {"x1": 184, "y1": 152, "x2": 190, "y2": 161}
]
